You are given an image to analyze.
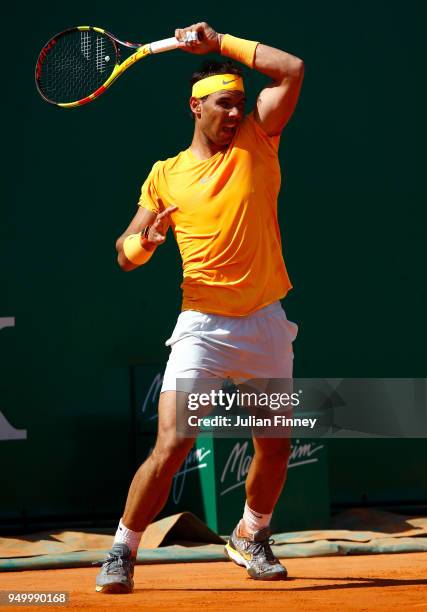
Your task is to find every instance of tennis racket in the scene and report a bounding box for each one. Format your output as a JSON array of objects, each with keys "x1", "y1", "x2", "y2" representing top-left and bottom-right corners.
[{"x1": 35, "y1": 26, "x2": 198, "y2": 108}]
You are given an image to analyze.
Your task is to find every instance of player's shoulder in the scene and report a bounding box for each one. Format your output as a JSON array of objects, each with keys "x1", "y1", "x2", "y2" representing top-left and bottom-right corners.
[{"x1": 149, "y1": 149, "x2": 188, "y2": 174}]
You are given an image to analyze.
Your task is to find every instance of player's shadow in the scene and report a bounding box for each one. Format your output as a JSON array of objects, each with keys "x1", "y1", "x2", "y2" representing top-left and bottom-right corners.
[
  {"x1": 136, "y1": 576, "x2": 427, "y2": 592},
  {"x1": 287, "y1": 576, "x2": 427, "y2": 591}
]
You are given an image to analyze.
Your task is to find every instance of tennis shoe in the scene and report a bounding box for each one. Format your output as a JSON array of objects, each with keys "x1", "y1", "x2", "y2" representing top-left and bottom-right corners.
[
  {"x1": 225, "y1": 524, "x2": 287, "y2": 580},
  {"x1": 95, "y1": 543, "x2": 135, "y2": 593}
]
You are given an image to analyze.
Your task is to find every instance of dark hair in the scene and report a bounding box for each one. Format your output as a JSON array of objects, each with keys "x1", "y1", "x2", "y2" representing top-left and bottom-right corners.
[
  {"x1": 190, "y1": 60, "x2": 243, "y2": 89},
  {"x1": 189, "y1": 60, "x2": 243, "y2": 119}
]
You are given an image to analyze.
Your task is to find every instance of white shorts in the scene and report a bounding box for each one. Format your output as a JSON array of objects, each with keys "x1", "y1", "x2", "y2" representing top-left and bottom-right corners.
[{"x1": 161, "y1": 301, "x2": 298, "y2": 393}]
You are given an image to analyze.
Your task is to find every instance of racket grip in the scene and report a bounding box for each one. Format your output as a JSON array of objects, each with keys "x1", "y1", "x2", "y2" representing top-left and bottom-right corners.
[{"x1": 149, "y1": 37, "x2": 180, "y2": 54}]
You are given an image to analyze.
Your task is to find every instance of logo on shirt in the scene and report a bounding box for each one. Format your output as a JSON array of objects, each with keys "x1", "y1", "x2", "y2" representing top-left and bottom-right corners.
[{"x1": 200, "y1": 175, "x2": 216, "y2": 184}]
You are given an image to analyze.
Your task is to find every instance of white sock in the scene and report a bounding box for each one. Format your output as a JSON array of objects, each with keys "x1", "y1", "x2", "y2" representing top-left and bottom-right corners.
[
  {"x1": 241, "y1": 501, "x2": 272, "y2": 535},
  {"x1": 114, "y1": 518, "x2": 143, "y2": 557}
]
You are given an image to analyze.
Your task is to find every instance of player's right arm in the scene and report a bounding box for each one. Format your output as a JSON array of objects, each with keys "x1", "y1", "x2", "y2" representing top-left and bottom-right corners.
[{"x1": 116, "y1": 205, "x2": 177, "y2": 272}]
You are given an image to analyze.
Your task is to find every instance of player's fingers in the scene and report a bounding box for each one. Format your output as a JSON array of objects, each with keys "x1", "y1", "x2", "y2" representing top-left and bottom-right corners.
[
  {"x1": 152, "y1": 218, "x2": 169, "y2": 236},
  {"x1": 150, "y1": 232, "x2": 166, "y2": 243},
  {"x1": 177, "y1": 42, "x2": 191, "y2": 52},
  {"x1": 175, "y1": 26, "x2": 200, "y2": 47},
  {"x1": 152, "y1": 214, "x2": 167, "y2": 228},
  {"x1": 157, "y1": 205, "x2": 178, "y2": 220},
  {"x1": 151, "y1": 222, "x2": 164, "y2": 237},
  {"x1": 195, "y1": 22, "x2": 208, "y2": 39},
  {"x1": 175, "y1": 28, "x2": 190, "y2": 50},
  {"x1": 188, "y1": 26, "x2": 203, "y2": 43},
  {"x1": 150, "y1": 206, "x2": 176, "y2": 238},
  {"x1": 163, "y1": 204, "x2": 179, "y2": 216},
  {"x1": 155, "y1": 220, "x2": 167, "y2": 235}
]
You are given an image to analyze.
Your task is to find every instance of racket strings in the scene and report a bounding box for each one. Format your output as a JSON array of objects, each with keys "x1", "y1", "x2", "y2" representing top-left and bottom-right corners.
[
  {"x1": 38, "y1": 30, "x2": 117, "y2": 103},
  {"x1": 96, "y1": 36, "x2": 107, "y2": 74}
]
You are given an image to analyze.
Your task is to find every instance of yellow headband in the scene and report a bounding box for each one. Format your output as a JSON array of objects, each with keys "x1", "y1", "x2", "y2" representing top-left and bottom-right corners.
[{"x1": 192, "y1": 74, "x2": 244, "y2": 98}]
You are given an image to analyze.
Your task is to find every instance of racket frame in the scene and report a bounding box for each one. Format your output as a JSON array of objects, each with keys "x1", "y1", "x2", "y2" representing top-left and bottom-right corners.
[{"x1": 35, "y1": 26, "x2": 182, "y2": 108}]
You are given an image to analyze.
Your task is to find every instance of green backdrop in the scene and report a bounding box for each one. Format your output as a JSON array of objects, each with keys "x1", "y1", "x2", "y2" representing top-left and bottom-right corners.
[{"x1": 1, "y1": 0, "x2": 425, "y2": 530}]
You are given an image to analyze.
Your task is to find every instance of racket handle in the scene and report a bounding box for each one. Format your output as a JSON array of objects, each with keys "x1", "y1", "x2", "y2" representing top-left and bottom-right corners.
[
  {"x1": 149, "y1": 37, "x2": 180, "y2": 54},
  {"x1": 149, "y1": 31, "x2": 198, "y2": 54}
]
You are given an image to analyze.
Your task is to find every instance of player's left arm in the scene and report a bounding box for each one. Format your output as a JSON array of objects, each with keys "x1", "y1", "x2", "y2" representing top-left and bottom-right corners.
[{"x1": 251, "y1": 44, "x2": 304, "y2": 136}]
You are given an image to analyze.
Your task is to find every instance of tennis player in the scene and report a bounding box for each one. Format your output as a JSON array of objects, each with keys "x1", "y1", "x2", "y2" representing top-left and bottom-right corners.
[{"x1": 96, "y1": 21, "x2": 304, "y2": 593}]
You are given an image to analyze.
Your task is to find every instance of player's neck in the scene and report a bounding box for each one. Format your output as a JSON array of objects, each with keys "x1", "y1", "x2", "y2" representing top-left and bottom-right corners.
[{"x1": 189, "y1": 129, "x2": 226, "y2": 160}]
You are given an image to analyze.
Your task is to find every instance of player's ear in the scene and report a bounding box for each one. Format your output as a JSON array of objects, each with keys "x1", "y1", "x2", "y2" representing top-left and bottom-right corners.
[{"x1": 189, "y1": 96, "x2": 202, "y2": 119}]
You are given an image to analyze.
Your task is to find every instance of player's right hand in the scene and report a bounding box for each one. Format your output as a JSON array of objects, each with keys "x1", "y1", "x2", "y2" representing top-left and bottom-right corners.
[
  {"x1": 175, "y1": 22, "x2": 221, "y2": 55},
  {"x1": 145, "y1": 205, "x2": 178, "y2": 246}
]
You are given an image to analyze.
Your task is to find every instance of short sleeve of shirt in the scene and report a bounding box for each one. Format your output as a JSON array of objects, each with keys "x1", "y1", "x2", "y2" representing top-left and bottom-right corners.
[{"x1": 138, "y1": 161, "x2": 163, "y2": 215}]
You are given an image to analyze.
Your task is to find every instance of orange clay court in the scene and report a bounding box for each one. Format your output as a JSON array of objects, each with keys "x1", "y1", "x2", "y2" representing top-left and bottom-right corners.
[{"x1": 1, "y1": 554, "x2": 426, "y2": 611}]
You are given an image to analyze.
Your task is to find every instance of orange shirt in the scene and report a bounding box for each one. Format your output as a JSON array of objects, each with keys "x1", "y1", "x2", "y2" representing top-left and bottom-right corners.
[{"x1": 138, "y1": 113, "x2": 292, "y2": 316}]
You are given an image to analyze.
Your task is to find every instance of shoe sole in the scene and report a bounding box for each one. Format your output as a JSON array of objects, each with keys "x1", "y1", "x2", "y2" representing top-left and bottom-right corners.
[
  {"x1": 95, "y1": 582, "x2": 133, "y2": 594},
  {"x1": 224, "y1": 543, "x2": 287, "y2": 581}
]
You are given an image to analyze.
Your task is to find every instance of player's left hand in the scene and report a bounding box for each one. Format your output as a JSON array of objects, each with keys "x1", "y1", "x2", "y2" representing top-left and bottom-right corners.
[
  {"x1": 175, "y1": 22, "x2": 222, "y2": 55},
  {"x1": 145, "y1": 205, "x2": 178, "y2": 247}
]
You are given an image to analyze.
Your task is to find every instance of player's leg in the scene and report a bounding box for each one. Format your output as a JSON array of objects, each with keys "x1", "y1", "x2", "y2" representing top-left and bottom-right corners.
[
  {"x1": 96, "y1": 308, "x2": 225, "y2": 593},
  {"x1": 224, "y1": 302, "x2": 296, "y2": 580},
  {"x1": 245, "y1": 435, "x2": 291, "y2": 517},
  {"x1": 224, "y1": 436, "x2": 290, "y2": 580},
  {"x1": 96, "y1": 390, "x2": 195, "y2": 594},
  {"x1": 121, "y1": 391, "x2": 195, "y2": 532}
]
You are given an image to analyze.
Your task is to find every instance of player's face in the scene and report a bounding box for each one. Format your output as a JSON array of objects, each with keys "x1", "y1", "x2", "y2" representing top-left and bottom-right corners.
[{"x1": 199, "y1": 90, "x2": 246, "y2": 147}]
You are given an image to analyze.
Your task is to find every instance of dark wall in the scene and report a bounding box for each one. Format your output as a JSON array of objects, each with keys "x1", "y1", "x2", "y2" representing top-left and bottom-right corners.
[{"x1": 1, "y1": 0, "x2": 424, "y2": 525}]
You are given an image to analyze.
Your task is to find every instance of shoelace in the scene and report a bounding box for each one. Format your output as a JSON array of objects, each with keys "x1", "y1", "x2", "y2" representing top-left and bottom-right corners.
[
  {"x1": 92, "y1": 552, "x2": 125, "y2": 569},
  {"x1": 252, "y1": 537, "x2": 277, "y2": 562}
]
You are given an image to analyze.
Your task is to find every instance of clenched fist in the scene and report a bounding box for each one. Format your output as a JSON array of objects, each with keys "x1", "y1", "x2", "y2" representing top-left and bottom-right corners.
[{"x1": 175, "y1": 22, "x2": 223, "y2": 55}]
